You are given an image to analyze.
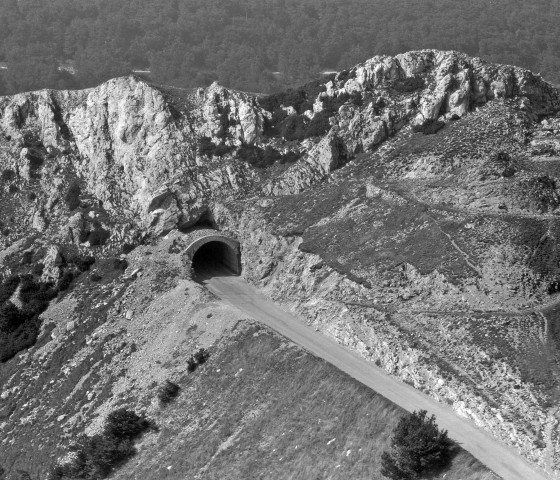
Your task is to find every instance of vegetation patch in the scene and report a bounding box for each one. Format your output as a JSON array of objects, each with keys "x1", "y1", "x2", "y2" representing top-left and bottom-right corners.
[
  {"x1": 198, "y1": 136, "x2": 232, "y2": 157},
  {"x1": 261, "y1": 85, "x2": 361, "y2": 140},
  {"x1": 520, "y1": 174, "x2": 560, "y2": 213},
  {"x1": 236, "y1": 144, "x2": 299, "y2": 168},
  {"x1": 186, "y1": 348, "x2": 210, "y2": 373},
  {"x1": 115, "y1": 325, "x2": 496, "y2": 480},
  {"x1": 157, "y1": 380, "x2": 180, "y2": 405},
  {"x1": 65, "y1": 181, "x2": 81, "y2": 211},
  {"x1": 49, "y1": 409, "x2": 157, "y2": 480},
  {"x1": 381, "y1": 409, "x2": 455, "y2": 479},
  {"x1": 391, "y1": 76, "x2": 425, "y2": 93},
  {"x1": 478, "y1": 150, "x2": 518, "y2": 180}
]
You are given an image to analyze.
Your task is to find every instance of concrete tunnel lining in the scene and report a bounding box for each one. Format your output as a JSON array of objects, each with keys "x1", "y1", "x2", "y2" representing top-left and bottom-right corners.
[{"x1": 185, "y1": 234, "x2": 241, "y2": 275}]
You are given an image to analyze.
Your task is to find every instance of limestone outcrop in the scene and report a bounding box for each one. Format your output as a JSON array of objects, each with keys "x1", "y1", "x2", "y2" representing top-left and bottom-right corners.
[{"x1": 2, "y1": 50, "x2": 560, "y2": 477}]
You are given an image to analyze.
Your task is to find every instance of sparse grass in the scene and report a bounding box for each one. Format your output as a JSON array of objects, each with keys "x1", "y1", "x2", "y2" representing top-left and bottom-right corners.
[{"x1": 113, "y1": 326, "x2": 499, "y2": 480}]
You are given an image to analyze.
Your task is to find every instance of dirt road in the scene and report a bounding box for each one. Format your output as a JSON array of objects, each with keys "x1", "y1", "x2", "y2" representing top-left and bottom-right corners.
[{"x1": 204, "y1": 273, "x2": 551, "y2": 480}]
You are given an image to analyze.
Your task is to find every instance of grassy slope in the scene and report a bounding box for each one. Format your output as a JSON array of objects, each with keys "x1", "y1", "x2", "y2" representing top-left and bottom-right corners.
[{"x1": 114, "y1": 324, "x2": 499, "y2": 480}]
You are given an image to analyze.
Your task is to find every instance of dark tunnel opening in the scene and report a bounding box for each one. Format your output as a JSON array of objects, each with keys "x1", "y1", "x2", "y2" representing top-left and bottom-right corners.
[{"x1": 191, "y1": 240, "x2": 241, "y2": 280}]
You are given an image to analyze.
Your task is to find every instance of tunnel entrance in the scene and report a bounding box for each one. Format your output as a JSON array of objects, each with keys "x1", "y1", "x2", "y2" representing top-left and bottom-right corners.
[{"x1": 190, "y1": 239, "x2": 241, "y2": 280}]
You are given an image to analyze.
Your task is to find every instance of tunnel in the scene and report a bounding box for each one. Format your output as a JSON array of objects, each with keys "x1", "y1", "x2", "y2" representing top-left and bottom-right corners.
[{"x1": 188, "y1": 237, "x2": 241, "y2": 279}]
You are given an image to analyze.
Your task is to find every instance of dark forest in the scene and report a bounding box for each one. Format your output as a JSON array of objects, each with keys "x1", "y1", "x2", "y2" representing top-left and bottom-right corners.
[{"x1": 1, "y1": 0, "x2": 560, "y2": 95}]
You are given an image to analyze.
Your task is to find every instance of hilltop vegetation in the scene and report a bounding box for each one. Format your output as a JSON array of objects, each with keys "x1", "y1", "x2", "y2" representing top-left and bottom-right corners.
[{"x1": 2, "y1": 0, "x2": 560, "y2": 95}]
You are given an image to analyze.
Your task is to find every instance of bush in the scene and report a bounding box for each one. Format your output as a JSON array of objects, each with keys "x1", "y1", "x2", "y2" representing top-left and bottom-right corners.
[
  {"x1": 1, "y1": 169, "x2": 15, "y2": 182},
  {"x1": 112, "y1": 258, "x2": 128, "y2": 271},
  {"x1": 213, "y1": 143, "x2": 232, "y2": 157},
  {"x1": 122, "y1": 243, "x2": 135, "y2": 254},
  {"x1": 8, "y1": 184, "x2": 18, "y2": 194},
  {"x1": 157, "y1": 380, "x2": 180, "y2": 404},
  {"x1": 280, "y1": 151, "x2": 301, "y2": 164},
  {"x1": 194, "y1": 348, "x2": 210, "y2": 365},
  {"x1": 65, "y1": 181, "x2": 81, "y2": 211},
  {"x1": 58, "y1": 271, "x2": 75, "y2": 291},
  {"x1": 187, "y1": 348, "x2": 210, "y2": 373},
  {"x1": 198, "y1": 136, "x2": 214, "y2": 156},
  {"x1": 187, "y1": 356, "x2": 197, "y2": 373},
  {"x1": 392, "y1": 76, "x2": 425, "y2": 93},
  {"x1": 381, "y1": 410, "x2": 454, "y2": 480},
  {"x1": 0, "y1": 303, "x2": 41, "y2": 363},
  {"x1": 90, "y1": 272, "x2": 102, "y2": 282},
  {"x1": 104, "y1": 408, "x2": 154, "y2": 440},
  {"x1": 19, "y1": 277, "x2": 57, "y2": 304},
  {"x1": 72, "y1": 255, "x2": 96, "y2": 272},
  {"x1": 87, "y1": 228, "x2": 110, "y2": 247},
  {"x1": 32, "y1": 263, "x2": 44, "y2": 275},
  {"x1": 280, "y1": 114, "x2": 306, "y2": 141},
  {"x1": 0, "y1": 275, "x2": 20, "y2": 304},
  {"x1": 304, "y1": 110, "x2": 332, "y2": 137},
  {"x1": 21, "y1": 250, "x2": 33, "y2": 264},
  {"x1": 262, "y1": 145, "x2": 282, "y2": 165},
  {"x1": 49, "y1": 409, "x2": 156, "y2": 479},
  {"x1": 522, "y1": 174, "x2": 560, "y2": 213}
]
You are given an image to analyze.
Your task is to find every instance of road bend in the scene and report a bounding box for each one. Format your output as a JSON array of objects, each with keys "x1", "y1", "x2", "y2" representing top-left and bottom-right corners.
[{"x1": 204, "y1": 273, "x2": 551, "y2": 480}]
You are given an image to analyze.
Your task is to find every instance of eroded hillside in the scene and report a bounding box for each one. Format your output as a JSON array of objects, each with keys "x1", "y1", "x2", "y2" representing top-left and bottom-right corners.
[{"x1": 1, "y1": 49, "x2": 560, "y2": 477}]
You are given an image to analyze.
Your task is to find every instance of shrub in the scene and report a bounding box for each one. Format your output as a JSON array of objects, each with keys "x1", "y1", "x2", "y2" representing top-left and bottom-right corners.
[
  {"x1": 122, "y1": 243, "x2": 135, "y2": 254},
  {"x1": 381, "y1": 410, "x2": 454, "y2": 480},
  {"x1": 304, "y1": 110, "x2": 332, "y2": 137},
  {"x1": 112, "y1": 258, "x2": 128, "y2": 271},
  {"x1": 262, "y1": 145, "x2": 282, "y2": 166},
  {"x1": 187, "y1": 348, "x2": 210, "y2": 372},
  {"x1": 280, "y1": 114, "x2": 306, "y2": 141},
  {"x1": 280, "y1": 151, "x2": 301, "y2": 164},
  {"x1": 187, "y1": 356, "x2": 198, "y2": 373},
  {"x1": 21, "y1": 250, "x2": 33, "y2": 265},
  {"x1": 8, "y1": 184, "x2": 18, "y2": 194},
  {"x1": 65, "y1": 181, "x2": 81, "y2": 211},
  {"x1": 0, "y1": 302, "x2": 27, "y2": 333},
  {"x1": 87, "y1": 228, "x2": 110, "y2": 247},
  {"x1": 0, "y1": 275, "x2": 20, "y2": 304},
  {"x1": 90, "y1": 272, "x2": 102, "y2": 282},
  {"x1": 213, "y1": 143, "x2": 232, "y2": 157},
  {"x1": 32, "y1": 263, "x2": 44, "y2": 276},
  {"x1": 19, "y1": 277, "x2": 57, "y2": 304},
  {"x1": 104, "y1": 408, "x2": 155, "y2": 440},
  {"x1": 0, "y1": 303, "x2": 41, "y2": 363},
  {"x1": 1, "y1": 169, "x2": 15, "y2": 182},
  {"x1": 194, "y1": 348, "x2": 210, "y2": 365},
  {"x1": 198, "y1": 136, "x2": 216, "y2": 156},
  {"x1": 392, "y1": 76, "x2": 425, "y2": 93},
  {"x1": 72, "y1": 255, "x2": 96, "y2": 272},
  {"x1": 237, "y1": 144, "x2": 264, "y2": 165},
  {"x1": 58, "y1": 271, "x2": 74, "y2": 291},
  {"x1": 157, "y1": 380, "x2": 180, "y2": 404},
  {"x1": 522, "y1": 174, "x2": 560, "y2": 213},
  {"x1": 48, "y1": 408, "x2": 156, "y2": 478}
]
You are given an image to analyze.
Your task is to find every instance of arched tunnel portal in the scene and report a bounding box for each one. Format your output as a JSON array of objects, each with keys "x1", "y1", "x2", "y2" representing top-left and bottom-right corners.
[{"x1": 184, "y1": 231, "x2": 241, "y2": 279}]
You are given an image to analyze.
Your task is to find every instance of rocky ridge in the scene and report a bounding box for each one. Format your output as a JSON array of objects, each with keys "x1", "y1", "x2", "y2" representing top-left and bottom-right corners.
[{"x1": 2, "y1": 50, "x2": 560, "y2": 477}]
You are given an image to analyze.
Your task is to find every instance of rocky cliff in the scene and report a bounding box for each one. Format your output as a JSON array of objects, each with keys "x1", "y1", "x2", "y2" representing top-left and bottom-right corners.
[{"x1": 2, "y1": 50, "x2": 560, "y2": 478}]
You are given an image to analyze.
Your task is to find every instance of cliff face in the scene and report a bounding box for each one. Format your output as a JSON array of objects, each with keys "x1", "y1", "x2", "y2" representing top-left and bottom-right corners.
[{"x1": 2, "y1": 50, "x2": 560, "y2": 477}]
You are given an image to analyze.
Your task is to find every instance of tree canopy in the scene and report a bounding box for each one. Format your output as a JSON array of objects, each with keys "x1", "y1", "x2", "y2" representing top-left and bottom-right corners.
[{"x1": 1, "y1": 0, "x2": 560, "y2": 95}]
